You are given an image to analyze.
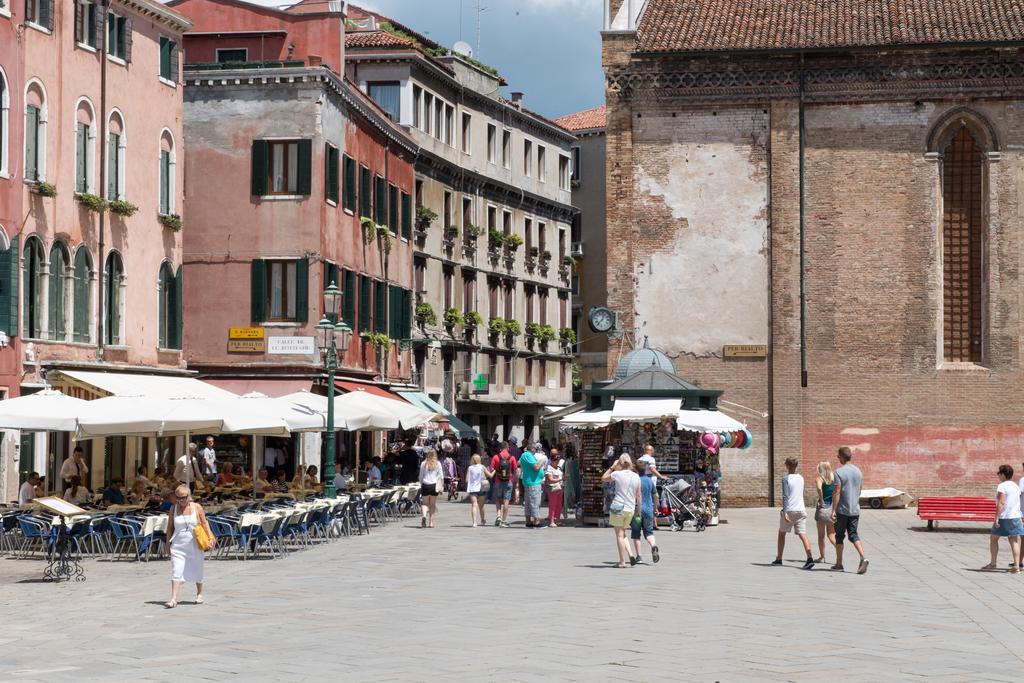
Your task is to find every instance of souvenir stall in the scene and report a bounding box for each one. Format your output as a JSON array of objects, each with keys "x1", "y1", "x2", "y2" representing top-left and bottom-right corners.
[{"x1": 555, "y1": 367, "x2": 749, "y2": 527}]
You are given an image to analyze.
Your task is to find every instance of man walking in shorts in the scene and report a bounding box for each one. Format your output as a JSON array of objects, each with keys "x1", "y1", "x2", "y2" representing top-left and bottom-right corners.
[
  {"x1": 831, "y1": 446, "x2": 868, "y2": 574},
  {"x1": 773, "y1": 457, "x2": 815, "y2": 570},
  {"x1": 490, "y1": 443, "x2": 518, "y2": 527}
]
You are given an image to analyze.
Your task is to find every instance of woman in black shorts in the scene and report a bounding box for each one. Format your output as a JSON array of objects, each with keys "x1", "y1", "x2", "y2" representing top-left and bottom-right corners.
[{"x1": 419, "y1": 448, "x2": 444, "y2": 528}]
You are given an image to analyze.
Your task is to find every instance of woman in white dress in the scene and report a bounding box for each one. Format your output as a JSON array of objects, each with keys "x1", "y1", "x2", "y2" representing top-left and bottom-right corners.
[
  {"x1": 164, "y1": 485, "x2": 213, "y2": 608},
  {"x1": 465, "y1": 454, "x2": 493, "y2": 527},
  {"x1": 419, "y1": 449, "x2": 444, "y2": 528}
]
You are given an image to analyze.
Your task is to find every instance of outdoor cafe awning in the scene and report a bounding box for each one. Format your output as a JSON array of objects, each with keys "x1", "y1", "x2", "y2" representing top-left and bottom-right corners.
[
  {"x1": 397, "y1": 391, "x2": 478, "y2": 438},
  {"x1": 610, "y1": 398, "x2": 683, "y2": 422},
  {"x1": 51, "y1": 370, "x2": 237, "y2": 400}
]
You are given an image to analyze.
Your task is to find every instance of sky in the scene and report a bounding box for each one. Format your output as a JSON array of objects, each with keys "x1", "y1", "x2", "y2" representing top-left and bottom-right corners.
[{"x1": 197, "y1": 0, "x2": 606, "y2": 119}]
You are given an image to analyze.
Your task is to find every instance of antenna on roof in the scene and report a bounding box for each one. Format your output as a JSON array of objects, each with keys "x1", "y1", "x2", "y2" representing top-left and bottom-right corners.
[{"x1": 475, "y1": 0, "x2": 487, "y2": 59}]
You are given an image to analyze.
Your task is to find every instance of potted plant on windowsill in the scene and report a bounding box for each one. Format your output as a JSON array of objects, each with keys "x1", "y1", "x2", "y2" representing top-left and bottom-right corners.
[
  {"x1": 363, "y1": 332, "x2": 392, "y2": 351},
  {"x1": 559, "y1": 326, "x2": 576, "y2": 351},
  {"x1": 443, "y1": 308, "x2": 464, "y2": 333},
  {"x1": 444, "y1": 226, "x2": 458, "y2": 247},
  {"x1": 415, "y1": 302, "x2": 437, "y2": 328},
  {"x1": 504, "y1": 319, "x2": 521, "y2": 347},
  {"x1": 75, "y1": 192, "x2": 107, "y2": 213},
  {"x1": 488, "y1": 316, "x2": 507, "y2": 340},
  {"x1": 538, "y1": 324, "x2": 556, "y2": 348},
  {"x1": 109, "y1": 199, "x2": 139, "y2": 217},
  {"x1": 31, "y1": 182, "x2": 57, "y2": 198},
  {"x1": 466, "y1": 223, "x2": 483, "y2": 240},
  {"x1": 487, "y1": 229, "x2": 504, "y2": 254},
  {"x1": 464, "y1": 310, "x2": 483, "y2": 340},
  {"x1": 159, "y1": 213, "x2": 183, "y2": 231},
  {"x1": 415, "y1": 206, "x2": 437, "y2": 236},
  {"x1": 504, "y1": 233, "x2": 524, "y2": 252}
]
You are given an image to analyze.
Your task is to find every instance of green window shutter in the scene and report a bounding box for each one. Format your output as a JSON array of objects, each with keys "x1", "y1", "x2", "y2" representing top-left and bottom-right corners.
[
  {"x1": 359, "y1": 167, "x2": 371, "y2": 218},
  {"x1": 123, "y1": 16, "x2": 133, "y2": 62},
  {"x1": 158, "y1": 268, "x2": 167, "y2": 348},
  {"x1": 0, "y1": 236, "x2": 18, "y2": 338},
  {"x1": 73, "y1": 248, "x2": 88, "y2": 342},
  {"x1": 25, "y1": 106, "x2": 38, "y2": 181},
  {"x1": 47, "y1": 248, "x2": 65, "y2": 339},
  {"x1": 387, "y1": 286, "x2": 398, "y2": 339},
  {"x1": 389, "y1": 186, "x2": 399, "y2": 235},
  {"x1": 159, "y1": 151, "x2": 170, "y2": 214},
  {"x1": 294, "y1": 258, "x2": 309, "y2": 323},
  {"x1": 374, "y1": 281, "x2": 386, "y2": 334},
  {"x1": 401, "y1": 192, "x2": 412, "y2": 240},
  {"x1": 107, "y1": 12, "x2": 116, "y2": 56},
  {"x1": 325, "y1": 145, "x2": 339, "y2": 204},
  {"x1": 40, "y1": 0, "x2": 53, "y2": 30},
  {"x1": 374, "y1": 177, "x2": 386, "y2": 224},
  {"x1": 403, "y1": 289, "x2": 412, "y2": 338},
  {"x1": 76, "y1": 124, "x2": 87, "y2": 193},
  {"x1": 251, "y1": 140, "x2": 268, "y2": 196},
  {"x1": 170, "y1": 41, "x2": 180, "y2": 84},
  {"x1": 296, "y1": 139, "x2": 312, "y2": 196},
  {"x1": 107, "y1": 133, "x2": 119, "y2": 199},
  {"x1": 343, "y1": 156, "x2": 356, "y2": 212},
  {"x1": 159, "y1": 37, "x2": 171, "y2": 80},
  {"x1": 358, "y1": 275, "x2": 371, "y2": 332},
  {"x1": 250, "y1": 259, "x2": 266, "y2": 323},
  {"x1": 173, "y1": 266, "x2": 183, "y2": 349},
  {"x1": 342, "y1": 269, "x2": 356, "y2": 328}
]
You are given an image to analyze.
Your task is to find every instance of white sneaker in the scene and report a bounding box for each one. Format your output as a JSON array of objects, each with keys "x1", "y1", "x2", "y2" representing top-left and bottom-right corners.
[{"x1": 472, "y1": 523, "x2": 477, "y2": 528}]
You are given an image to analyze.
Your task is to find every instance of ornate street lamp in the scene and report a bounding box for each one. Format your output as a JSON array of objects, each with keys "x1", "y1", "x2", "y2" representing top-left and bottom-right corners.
[{"x1": 318, "y1": 283, "x2": 351, "y2": 498}]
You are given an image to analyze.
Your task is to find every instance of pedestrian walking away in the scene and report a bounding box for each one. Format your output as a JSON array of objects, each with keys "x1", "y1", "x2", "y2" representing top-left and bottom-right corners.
[
  {"x1": 631, "y1": 460, "x2": 660, "y2": 564},
  {"x1": 602, "y1": 454, "x2": 641, "y2": 568},
  {"x1": 465, "y1": 454, "x2": 492, "y2": 527},
  {"x1": 773, "y1": 457, "x2": 815, "y2": 570},
  {"x1": 546, "y1": 448, "x2": 565, "y2": 527},
  {"x1": 831, "y1": 447, "x2": 869, "y2": 574},
  {"x1": 639, "y1": 443, "x2": 668, "y2": 530},
  {"x1": 164, "y1": 485, "x2": 213, "y2": 609},
  {"x1": 520, "y1": 443, "x2": 548, "y2": 528},
  {"x1": 814, "y1": 460, "x2": 837, "y2": 563},
  {"x1": 419, "y1": 449, "x2": 444, "y2": 528},
  {"x1": 983, "y1": 464, "x2": 1023, "y2": 572},
  {"x1": 490, "y1": 443, "x2": 518, "y2": 527}
]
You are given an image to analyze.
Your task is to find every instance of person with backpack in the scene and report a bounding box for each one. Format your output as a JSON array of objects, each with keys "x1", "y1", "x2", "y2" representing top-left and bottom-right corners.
[
  {"x1": 520, "y1": 443, "x2": 548, "y2": 528},
  {"x1": 489, "y1": 442, "x2": 518, "y2": 527}
]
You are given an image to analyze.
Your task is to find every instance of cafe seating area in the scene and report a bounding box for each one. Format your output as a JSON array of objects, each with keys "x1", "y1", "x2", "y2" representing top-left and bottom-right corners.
[{"x1": 0, "y1": 484, "x2": 420, "y2": 564}]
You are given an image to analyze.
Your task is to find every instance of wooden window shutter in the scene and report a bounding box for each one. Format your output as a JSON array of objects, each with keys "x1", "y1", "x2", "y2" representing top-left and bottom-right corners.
[
  {"x1": 25, "y1": 106, "x2": 38, "y2": 181},
  {"x1": 40, "y1": 0, "x2": 53, "y2": 30},
  {"x1": 73, "y1": 248, "x2": 88, "y2": 342},
  {"x1": 342, "y1": 269, "x2": 356, "y2": 328},
  {"x1": 159, "y1": 151, "x2": 170, "y2": 214},
  {"x1": 401, "y1": 192, "x2": 411, "y2": 240},
  {"x1": 250, "y1": 140, "x2": 268, "y2": 196},
  {"x1": 157, "y1": 268, "x2": 167, "y2": 348},
  {"x1": 93, "y1": 7, "x2": 105, "y2": 49},
  {"x1": 74, "y1": 1, "x2": 84, "y2": 43},
  {"x1": 0, "y1": 236, "x2": 18, "y2": 338},
  {"x1": 123, "y1": 16, "x2": 133, "y2": 62},
  {"x1": 343, "y1": 157, "x2": 356, "y2": 212},
  {"x1": 296, "y1": 139, "x2": 312, "y2": 195},
  {"x1": 359, "y1": 167, "x2": 371, "y2": 218},
  {"x1": 402, "y1": 288, "x2": 411, "y2": 339},
  {"x1": 250, "y1": 259, "x2": 267, "y2": 323},
  {"x1": 170, "y1": 41, "x2": 180, "y2": 84},
  {"x1": 374, "y1": 177, "x2": 386, "y2": 224},
  {"x1": 387, "y1": 286, "x2": 398, "y2": 339},
  {"x1": 294, "y1": 258, "x2": 309, "y2": 323},
  {"x1": 325, "y1": 145, "x2": 339, "y2": 203},
  {"x1": 374, "y1": 281, "x2": 387, "y2": 334},
  {"x1": 358, "y1": 275, "x2": 371, "y2": 332},
  {"x1": 107, "y1": 134, "x2": 119, "y2": 199},
  {"x1": 171, "y1": 266, "x2": 183, "y2": 349},
  {"x1": 75, "y1": 124, "x2": 88, "y2": 193},
  {"x1": 388, "y1": 186, "x2": 398, "y2": 235}
]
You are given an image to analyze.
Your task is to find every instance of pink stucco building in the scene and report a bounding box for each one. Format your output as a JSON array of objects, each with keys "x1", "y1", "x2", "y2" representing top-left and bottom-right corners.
[{"x1": 171, "y1": 0, "x2": 417, "y2": 398}]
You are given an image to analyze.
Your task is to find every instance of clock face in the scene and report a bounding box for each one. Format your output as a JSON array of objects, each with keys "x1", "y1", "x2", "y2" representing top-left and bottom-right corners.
[{"x1": 588, "y1": 307, "x2": 615, "y2": 333}]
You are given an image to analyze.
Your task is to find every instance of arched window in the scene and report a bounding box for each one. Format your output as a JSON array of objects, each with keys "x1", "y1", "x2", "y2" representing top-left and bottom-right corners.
[
  {"x1": 0, "y1": 67, "x2": 9, "y2": 178},
  {"x1": 73, "y1": 247, "x2": 93, "y2": 343},
  {"x1": 933, "y1": 112, "x2": 994, "y2": 364},
  {"x1": 24, "y1": 80, "x2": 47, "y2": 182},
  {"x1": 104, "y1": 251, "x2": 124, "y2": 345},
  {"x1": 74, "y1": 98, "x2": 96, "y2": 194},
  {"x1": 107, "y1": 110, "x2": 126, "y2": 200},
  {"x1": 159, "y1": 129, "x2": 175, "y2": 215},
  {"x1": 158, "y1": 262, "x2": 181, "y2": 349},
  {"x1": 48, "y1": 242, "x2": 69, "y2": 341},
  {"x1": 22, "y1": 237, "x2": 44, "y2": 338}
]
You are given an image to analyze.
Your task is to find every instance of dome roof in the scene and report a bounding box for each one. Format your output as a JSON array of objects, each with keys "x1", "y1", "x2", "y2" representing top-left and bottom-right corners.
[{"x1": 613, "y1": 339, "x2": 676, "y2": 380}]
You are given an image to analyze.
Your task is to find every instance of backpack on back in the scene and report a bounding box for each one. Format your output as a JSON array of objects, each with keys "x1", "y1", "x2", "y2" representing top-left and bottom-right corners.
[{"x1": 495, "y1": 455, "x2": 512, "y2": 482}]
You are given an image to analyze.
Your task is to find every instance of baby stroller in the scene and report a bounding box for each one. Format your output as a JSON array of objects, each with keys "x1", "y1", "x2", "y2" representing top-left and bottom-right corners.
[{"x1": 659, "y1": 476, "x2": 708, "y2": 532}]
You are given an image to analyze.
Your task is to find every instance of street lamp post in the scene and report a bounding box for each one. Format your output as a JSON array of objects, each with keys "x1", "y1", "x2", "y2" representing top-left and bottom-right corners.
[{"x1": 318, "y1": 283, "x2": 352, "y2": 499}]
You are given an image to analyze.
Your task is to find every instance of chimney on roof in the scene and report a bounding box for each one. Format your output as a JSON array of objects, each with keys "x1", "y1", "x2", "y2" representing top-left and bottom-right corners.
[{"x1": 511, "y1": 92, "x2": 524, "y2": 108}]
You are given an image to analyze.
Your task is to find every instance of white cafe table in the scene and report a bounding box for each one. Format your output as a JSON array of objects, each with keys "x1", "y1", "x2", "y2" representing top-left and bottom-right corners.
[{"x1": 140, "y1": 515, "x2": 168, "y2": 536}]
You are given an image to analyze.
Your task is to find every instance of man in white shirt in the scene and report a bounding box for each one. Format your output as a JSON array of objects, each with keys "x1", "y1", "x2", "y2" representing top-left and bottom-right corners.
[
  {"x1": 200, "y1": 435, "x2": 218, "y2": 480},
  {"x1": 174, "y1": 443, "x2": 203, "y2": 488},
  {"x1": 773, "y1": 457, "x2": 815, "y2": 570},
  {"x1": 59, "y1": 446, "x2": 89, "y2": 489},
  {"x1": 19, "y1": 472, "x2": 40, "y2": 506}
]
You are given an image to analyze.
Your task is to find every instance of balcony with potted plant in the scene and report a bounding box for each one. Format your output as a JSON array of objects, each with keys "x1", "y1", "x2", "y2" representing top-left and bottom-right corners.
[
  {"x1": 559, "y1": 326, "x2": 577, "y2": 353},
  {"x1": 487, "y1": 229, "x2": 504, "y2": 261},
  {"x1": 503, "y1": 319, "x2": 521, "y2": 348},
  {"x1": 464, "y1": 310, "x2": 483, "y2": 342},
  {"x1": 525, "y1": 246, "x2": 539, "y2": 271},
  {"x1": 415, "y1": 206, "x2": 436, "y2": 242},
  {"x1": 463, "y1": 223, "x2": 482, "y2": 258},
  {"x1": 415, "y1": 302, "x2": 437, "y2": 330},
  {"x1": 443, "y1": 225, "x2": 458, "y2": 251},
  {"x1": 560, "y1": 254, "x2": 575, "y2": 279}
]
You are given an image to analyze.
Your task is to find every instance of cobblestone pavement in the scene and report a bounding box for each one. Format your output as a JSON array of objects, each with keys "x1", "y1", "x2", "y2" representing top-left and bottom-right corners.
[{"x1": 2, "y1": 502, "x2": 1024, "y2": 682}]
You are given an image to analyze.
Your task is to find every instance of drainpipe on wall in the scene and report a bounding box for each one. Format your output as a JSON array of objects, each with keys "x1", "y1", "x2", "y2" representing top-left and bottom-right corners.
[
  {"x1": 766, "y1": 106, "x2": 775, "y2": 508},
  {"x1": 798, "y1": 54, "x2": 808, "y2": 388},
  {"x1": 96, "y1": 0, "x2": 109, "y2": 358}
]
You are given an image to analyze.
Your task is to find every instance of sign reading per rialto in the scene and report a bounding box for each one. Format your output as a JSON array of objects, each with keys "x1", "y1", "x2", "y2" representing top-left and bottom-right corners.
[{"x1": 267, "y1": 337, "x2": 316, "y2": 355}]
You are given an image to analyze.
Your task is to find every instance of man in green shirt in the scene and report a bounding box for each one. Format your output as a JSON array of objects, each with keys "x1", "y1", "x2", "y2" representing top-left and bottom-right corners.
[{"x1": 520, "y1": 444, "x2": 548, "y2": 528}]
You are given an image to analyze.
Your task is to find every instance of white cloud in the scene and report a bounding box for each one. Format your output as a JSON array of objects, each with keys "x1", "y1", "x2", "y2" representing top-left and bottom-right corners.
[{"x1": 519, "y1": 0, "x2": 602, "y2": 14}]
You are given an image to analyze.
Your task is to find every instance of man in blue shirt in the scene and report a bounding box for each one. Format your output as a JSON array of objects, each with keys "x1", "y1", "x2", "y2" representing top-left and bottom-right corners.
[
  {"x1": 102, "y1": 478, "x2": 126, "y2": 506},
  {"x1": 631, "y1": 461, "x2": 660, "y2": 563}
]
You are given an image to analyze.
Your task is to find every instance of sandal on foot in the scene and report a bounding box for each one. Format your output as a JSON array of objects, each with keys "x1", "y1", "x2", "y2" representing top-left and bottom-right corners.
[
  {"x1": 196, "y1": 596, "x2": 204, "y2": 605},
  {"x1": 164, "y1": 600, "x2": 177, "y2": 609},
  {"x1": 981, "y1": 563, "x2": 998, "y2": 570}
]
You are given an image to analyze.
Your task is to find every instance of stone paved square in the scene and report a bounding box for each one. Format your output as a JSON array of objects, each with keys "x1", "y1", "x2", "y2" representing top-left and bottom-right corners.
[{"x1": 3, "y1": 502, "x2": 1024, "y2": 681}]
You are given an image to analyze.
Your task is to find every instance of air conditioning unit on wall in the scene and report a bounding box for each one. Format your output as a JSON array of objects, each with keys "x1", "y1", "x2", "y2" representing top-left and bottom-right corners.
[{"x1": 571, "y1": 242, "x2": 583, "y2": 257}]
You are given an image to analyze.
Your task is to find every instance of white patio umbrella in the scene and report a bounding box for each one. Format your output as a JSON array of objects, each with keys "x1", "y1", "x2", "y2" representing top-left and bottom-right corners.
[
  {"x1": 0, "y1": 389, "x2": 89, "y2": 431},
  {"x1": 280, "y1": 390, "x2": 403, "y2": 432},
  {"x1": 74, "y1": 396, "x2": 295, "y2": 438},
  {"x1": 234, "y1": 392, "x2": 330, "y2": 432},
  {"x1": 335, "y1": 391, "x2": 439, "y2": 430}
]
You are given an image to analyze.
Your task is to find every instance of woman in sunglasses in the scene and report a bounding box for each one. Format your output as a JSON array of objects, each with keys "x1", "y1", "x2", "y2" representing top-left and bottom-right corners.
[{"x1": 164, "y1": 485, "x2": 213, "y2": 608}]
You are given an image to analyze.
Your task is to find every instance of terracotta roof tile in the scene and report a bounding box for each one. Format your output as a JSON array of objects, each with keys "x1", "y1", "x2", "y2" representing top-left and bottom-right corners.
[
  {"x1": 637, "y1": 0, "x2": 1024, "y2": 53},
  {"x1": 554, "y1": 105, "x2": 607, "y2": 132},
  {"x1": 345, "y1": 30, "x2": 416, "y2": 49}
]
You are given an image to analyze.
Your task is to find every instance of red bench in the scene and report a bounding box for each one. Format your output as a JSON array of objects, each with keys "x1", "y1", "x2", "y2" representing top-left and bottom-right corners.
[{"x1": 917, "y1": 496, "x2": 995, "y2": 530}]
